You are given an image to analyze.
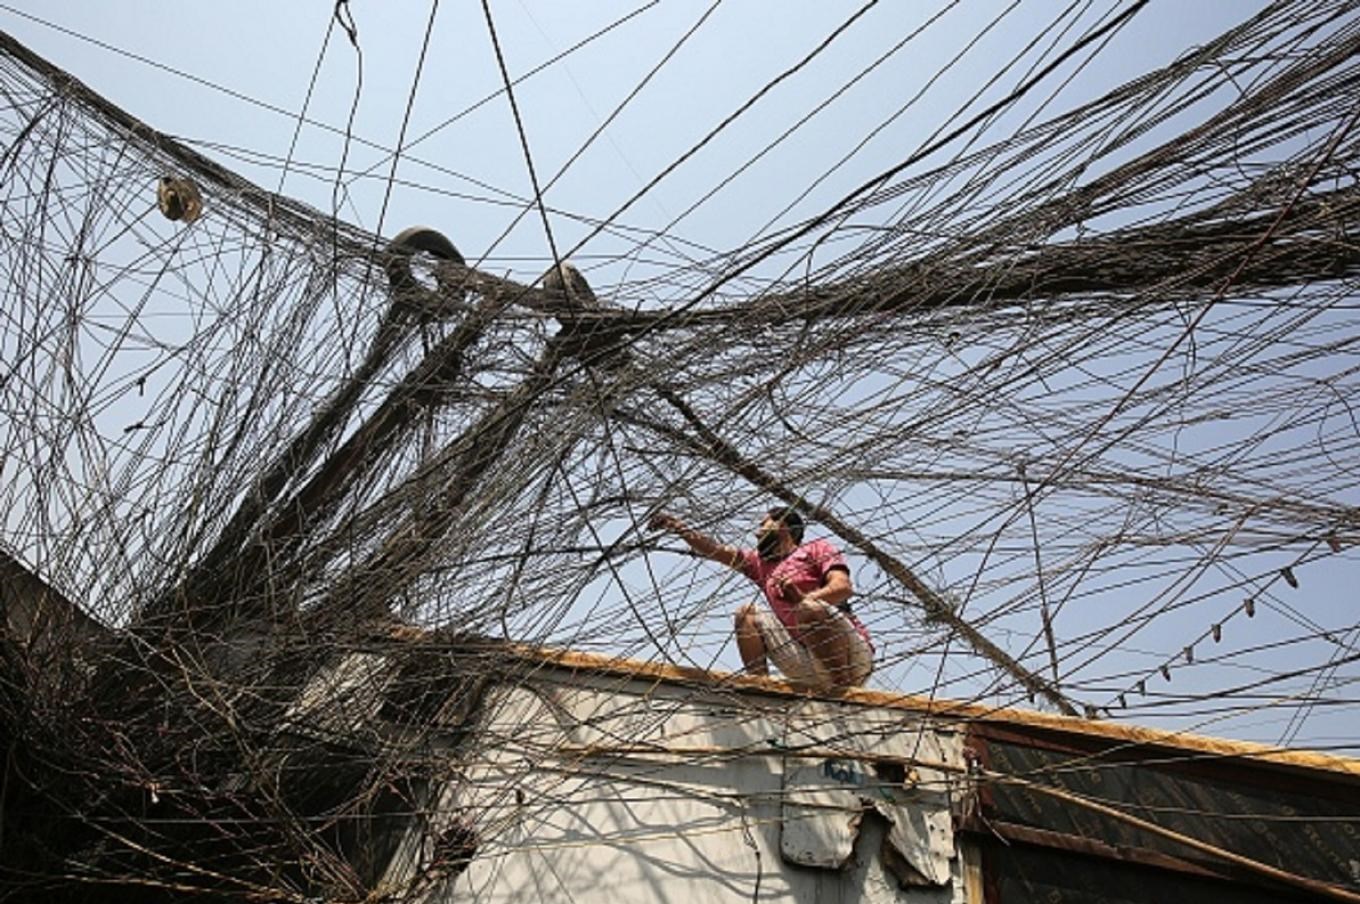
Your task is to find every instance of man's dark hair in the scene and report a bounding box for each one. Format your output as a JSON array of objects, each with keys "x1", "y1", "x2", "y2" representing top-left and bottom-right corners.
[{"x1": 768, "y1": 506, "x2": 805, "y2": 543}]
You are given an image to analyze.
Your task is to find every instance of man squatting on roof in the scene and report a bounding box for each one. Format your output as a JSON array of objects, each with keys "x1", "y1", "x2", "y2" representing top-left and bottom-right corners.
[{"x1": 649, "y1": 507, "x2": 873, "y2": 691}]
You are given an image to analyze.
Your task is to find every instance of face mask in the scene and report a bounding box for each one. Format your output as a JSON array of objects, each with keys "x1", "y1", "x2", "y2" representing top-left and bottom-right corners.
[{"x1": 756, "y1": 529, "x2": 783, "y2": 561}]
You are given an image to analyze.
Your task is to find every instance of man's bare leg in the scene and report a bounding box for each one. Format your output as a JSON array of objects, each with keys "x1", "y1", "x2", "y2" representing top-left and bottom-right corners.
[
  {"x1": 734, "y1": 604, "x2": 770, "y2": 676},
  {"x1": 794, "y1": 601, "x2": 854, "y2": 687}
]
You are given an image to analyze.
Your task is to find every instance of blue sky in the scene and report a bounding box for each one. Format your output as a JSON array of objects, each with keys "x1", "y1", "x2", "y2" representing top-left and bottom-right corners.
[
  {"x1": 7, "y1": 2, "x2": 1358, "y2": 752},
  {"x1": 0, "y1": 2, "x2": 1270, "y2": 282}
]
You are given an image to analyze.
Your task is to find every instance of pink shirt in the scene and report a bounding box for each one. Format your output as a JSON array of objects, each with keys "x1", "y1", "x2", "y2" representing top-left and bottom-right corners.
[{"x1": 739, "y1": 538, "x2": 872, "y2": 649}]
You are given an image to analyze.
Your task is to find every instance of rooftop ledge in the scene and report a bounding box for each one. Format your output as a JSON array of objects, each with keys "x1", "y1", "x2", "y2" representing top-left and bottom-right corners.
[{"x1": 439, "y1": 635, "x2": 1360, "y2": 783}]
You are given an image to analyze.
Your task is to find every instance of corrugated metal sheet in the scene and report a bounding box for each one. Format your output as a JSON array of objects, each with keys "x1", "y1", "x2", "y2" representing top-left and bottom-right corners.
[
  {"x1": 984, "y1": 840, "x2": 1313, "y2": 904},
  {"x1": 970, "y1": 727, "x2": 1360, "y2": 900}
]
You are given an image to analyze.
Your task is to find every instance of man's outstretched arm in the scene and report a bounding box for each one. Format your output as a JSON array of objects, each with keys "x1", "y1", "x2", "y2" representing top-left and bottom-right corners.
[{"x1": 649, "y1": 512, "x2": 742, "y2": 570}]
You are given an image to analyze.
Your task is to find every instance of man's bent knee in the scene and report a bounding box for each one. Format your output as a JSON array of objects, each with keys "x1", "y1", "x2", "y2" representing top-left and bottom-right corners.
[
  {"x1": 735, "y1": 603, "x2": 759, "y2": 627},
  {"x1": 794, "y1": 599, "x2": 834, "y2": 627}
]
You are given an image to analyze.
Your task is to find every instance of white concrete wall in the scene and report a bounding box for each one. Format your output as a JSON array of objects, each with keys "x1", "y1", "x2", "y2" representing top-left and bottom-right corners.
[{"x1": 381, "y1": 668, "x2": 977, "y2": 903}]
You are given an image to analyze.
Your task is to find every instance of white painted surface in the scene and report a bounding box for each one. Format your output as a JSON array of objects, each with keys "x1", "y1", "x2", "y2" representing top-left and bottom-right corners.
[
  {"x1": 286, "y1": 650, "x2": 393, "y2": 736},
  {"x1": 781, "y1": 701, "x2": 958, "y2": 886},
  {"x1": 383, "y1": 670, "x2": 972, "y2": 903}
]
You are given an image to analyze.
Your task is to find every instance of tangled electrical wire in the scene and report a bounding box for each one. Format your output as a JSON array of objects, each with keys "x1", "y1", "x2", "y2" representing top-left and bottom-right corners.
[{"x1": 1, "y1": 0, "x2": 1359, "y2": 900}]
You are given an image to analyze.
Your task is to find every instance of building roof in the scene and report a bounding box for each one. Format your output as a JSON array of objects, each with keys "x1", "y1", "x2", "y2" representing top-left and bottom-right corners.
[{"x1": 505, "y1": 642, "x2": 1360, "y2": 783}]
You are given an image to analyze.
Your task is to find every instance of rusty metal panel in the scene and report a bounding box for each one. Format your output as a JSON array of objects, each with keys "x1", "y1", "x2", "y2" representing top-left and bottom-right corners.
[
  {"x1": 983, "y1": 838, "x2": 1314, "y2": 904},
  {"x1": 960, "y1": 840, "x2": 985, "y2": 904},
  {"x1": 980, "y1": 736, "x2": 1360, "y2": 892}
]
